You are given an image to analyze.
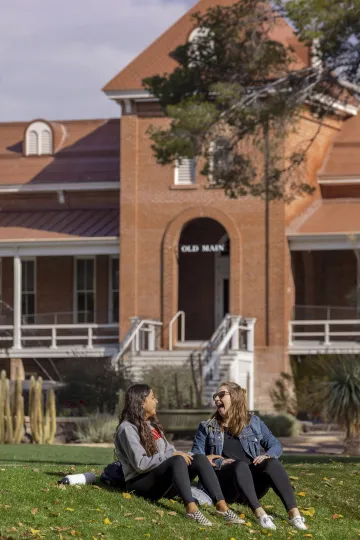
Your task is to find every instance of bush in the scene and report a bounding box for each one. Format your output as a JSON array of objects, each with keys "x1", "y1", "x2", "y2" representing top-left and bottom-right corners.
[
  {"x1": 74, "y1": 414, "x2": 118, "y2": 443},
  {"x1": 259, "y1": 414, "x2": 302, "y2": 437}
]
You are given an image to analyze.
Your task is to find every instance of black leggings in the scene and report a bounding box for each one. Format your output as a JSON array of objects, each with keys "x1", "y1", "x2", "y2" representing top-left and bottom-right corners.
[
  {"x1": 216, "y1": 458, "x2": 297, "y2": 511},
  {"x1": 126, "y1": 454, "x2": 224, "y2": 506}
]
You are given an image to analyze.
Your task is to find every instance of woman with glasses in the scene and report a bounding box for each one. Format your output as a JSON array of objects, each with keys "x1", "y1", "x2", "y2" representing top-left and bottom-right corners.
[
  {"x1": 115, "y1": 383, "x2": 245, "y2": 527},
  {"x1": 192, "y1": 381, "x2": 307, "y2": 531}
]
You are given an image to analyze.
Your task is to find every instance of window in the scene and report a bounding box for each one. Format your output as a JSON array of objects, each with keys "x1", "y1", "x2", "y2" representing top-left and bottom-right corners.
[
  {"x1": 22, "y1": 259, "x2": 36, "y2": 324},
  {"x1": 174, "y1": 158, "x2": 196, "y2": 185},
  {"x1": 209, "y1": 137, "x2": 233, "y2": 183},
  {"x1": 188, "y1": 26, "x2": 212, "y2": 67},
  {"x1": 109, "y1": 257, "x2": 119, "y2": 323},
  {"x1": 25, "y1": 121, "x2": 53, "y2": 155},
  {"x1": 75, "y1": 258, "x2": 95, "y2": 323}
]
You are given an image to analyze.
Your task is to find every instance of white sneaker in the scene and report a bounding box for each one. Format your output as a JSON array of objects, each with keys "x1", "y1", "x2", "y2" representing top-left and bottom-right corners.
[
  {"x1": 257, "y1": 514, "x2": 277, "y2": 530},
  {"x1": 186, "y1": 510, "x2": 212, "y2": 526},
  {"x1": 288, "y1": 515, "x2": 307, "y2": 530}
]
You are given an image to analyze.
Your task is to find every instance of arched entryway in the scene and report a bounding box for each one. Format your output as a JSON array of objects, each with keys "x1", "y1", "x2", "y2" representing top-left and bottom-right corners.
[{"x1": 178, "y1": 218, "x2": 230, "y2": 340}]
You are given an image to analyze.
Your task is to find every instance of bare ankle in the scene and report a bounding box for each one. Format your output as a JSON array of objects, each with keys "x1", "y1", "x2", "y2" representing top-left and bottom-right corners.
[
  {"x1": 215, "y1": 500, "x2": 229, "y2": 513},
  {"x1": 288, "y1": 508, "x2": 300, "y2": 518},
  {"x1": 186, "y1": 502, "x2": 198, "y2": 514},
  {"x1": 254, "y1": 507, "x2": 266, "y2": 518}
]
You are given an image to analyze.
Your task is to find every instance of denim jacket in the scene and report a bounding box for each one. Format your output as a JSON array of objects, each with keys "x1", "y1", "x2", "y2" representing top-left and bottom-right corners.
[{"x1": 192, "y1": 415, "x2": 283, "y2": 468}]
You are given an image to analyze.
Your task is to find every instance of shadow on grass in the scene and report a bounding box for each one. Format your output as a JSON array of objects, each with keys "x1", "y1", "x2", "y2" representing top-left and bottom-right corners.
[{"x1": 0, "y1": 459, "x2": 106, "y2": 466}]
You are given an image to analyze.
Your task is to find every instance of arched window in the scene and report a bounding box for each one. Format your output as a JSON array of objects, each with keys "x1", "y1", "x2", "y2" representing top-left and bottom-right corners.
[
  {"x1": 25, "y1": 121, "x2": 53, "y2": 156},
  {"x1": 40, "y1": 129, "x2": 52, "y2": 154},
  {"x1": 188, "y1": 26, "x2": 212, "y2": 67},
  {"x1": 209, "y1": 137, "x2": 233, "y2": 183},
  {"x1": 27, "y1": 131, "x2": 39, "y2": 155}
]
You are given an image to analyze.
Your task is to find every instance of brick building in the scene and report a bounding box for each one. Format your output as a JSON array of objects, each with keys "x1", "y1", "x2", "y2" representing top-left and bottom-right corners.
[{"x1": 0, "y1": 0, "x2": 359, "y2": 409}]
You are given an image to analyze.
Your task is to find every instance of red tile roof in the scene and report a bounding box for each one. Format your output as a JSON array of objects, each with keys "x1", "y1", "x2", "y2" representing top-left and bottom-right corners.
[
  {"x1": 287, "y1": 200, "x2": 360, "y2": 235},
  {"x1": 0, "y1": 209, "x2": 119, "y2": 241},
  {"x1": 0, "y1": 119, "x2": 120, "y2": 186},
  {"x1": 320, "y1": 114, "x2": 360, "y2": 178},
  {"x1": 103, "y1": 0, "x2": 309, "y2": 92}
]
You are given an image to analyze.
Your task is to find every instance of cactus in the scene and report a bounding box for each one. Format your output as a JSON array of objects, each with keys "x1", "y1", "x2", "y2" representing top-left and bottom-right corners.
[
  {"x1": 0, "y1": 371, "x2": 6, "y2": 444},
  {"x1": 13, "y1": 370, "x2": 24, "y2": 444},
  {"x1": 4, "y1": 379, "x2": 14, "y2": 443},
  {"x1": 29, "y1": 378, "x2": 57, "y2": 445}
]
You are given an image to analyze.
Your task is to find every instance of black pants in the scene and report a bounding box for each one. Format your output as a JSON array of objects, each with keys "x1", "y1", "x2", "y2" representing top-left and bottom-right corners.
[
  {"x1": 216, "y1": 458, "x2": 297, "y2": 511},
  {"x1": 126, "y1": 454, "x2": 224, "y2": 506}
]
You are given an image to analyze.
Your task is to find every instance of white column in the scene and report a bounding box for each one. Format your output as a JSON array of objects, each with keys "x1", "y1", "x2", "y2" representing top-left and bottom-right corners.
[{"x1": 13, "y1": 256, "x2": 22, "y2": 349}]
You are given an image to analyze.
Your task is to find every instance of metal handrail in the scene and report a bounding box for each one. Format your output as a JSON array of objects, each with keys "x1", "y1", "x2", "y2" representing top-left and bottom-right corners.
[{"x1": 169, "y1": 311, "x2": 185, "y2": 351}]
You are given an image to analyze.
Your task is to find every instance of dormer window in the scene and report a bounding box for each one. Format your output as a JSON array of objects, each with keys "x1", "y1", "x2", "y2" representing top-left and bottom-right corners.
[{"x1": 25, "y1": 121, "x2": 53, "y2": 156}]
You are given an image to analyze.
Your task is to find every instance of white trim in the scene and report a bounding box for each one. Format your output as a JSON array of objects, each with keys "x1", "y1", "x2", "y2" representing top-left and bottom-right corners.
[
  {"x1": 105, "y1": 89, "x2": 152, "y2": 100},
  {"x1": 108, "y1": 255, "x2": 119, "y2": 323},
  {"x1": 3, "y1": 345, "x2": 119, "y2": 359},
  {"x1": 174, "y1": 158, "x2": 196, "y2": 185},
  {"x1": 318, "y1": 178, "x2": 360, "y2": 185},
  {"x1": 0, "y1": 238, "x2": 119, "y2": 257},
  {"x1": 310, "y1": 93, "x2": 358, "y2": 116},
  {"x1": 288, "y1": 233, "x2": 360, "y2": 251},
  {"x1": 74, "y1": 256, "x2": 96, "y2": 324},
  {"x1": 0, "y1": 182, "x2": 120, "y2": 194},
  {"x1": 215, "y1": 234, "x2": 230, "y2": 327}
]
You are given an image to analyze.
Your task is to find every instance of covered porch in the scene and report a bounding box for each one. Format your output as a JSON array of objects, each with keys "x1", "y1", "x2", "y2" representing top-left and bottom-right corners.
[
  {"x1": 287, "y1": 200, "x2": 360, "y2": 354},
  {"x1": 0, "y1": 209, "x2": 120, "y2": 360}
]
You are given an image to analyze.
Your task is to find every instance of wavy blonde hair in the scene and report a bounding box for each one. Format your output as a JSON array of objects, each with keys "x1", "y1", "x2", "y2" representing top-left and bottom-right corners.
[{"x1": 212, "y1": 381, "x2": 250, "y2": 436}]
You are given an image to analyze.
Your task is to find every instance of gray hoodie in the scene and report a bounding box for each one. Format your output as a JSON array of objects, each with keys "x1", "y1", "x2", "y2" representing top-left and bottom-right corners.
[{"x1": 115, "y1": 420, "x2": 175, "y2": 481}]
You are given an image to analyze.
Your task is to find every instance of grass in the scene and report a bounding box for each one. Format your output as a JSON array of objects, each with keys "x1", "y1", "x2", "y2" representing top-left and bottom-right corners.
[{"x1": 0, "y1": 446, "x2": 359, "y2": 539}]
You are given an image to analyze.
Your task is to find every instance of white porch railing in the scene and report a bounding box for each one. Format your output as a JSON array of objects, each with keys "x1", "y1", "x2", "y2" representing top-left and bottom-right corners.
[
  {"x1": 112, "y1": 318, "x2": 163, "y2": 366},
  {"x1": 289, "y1": 319, "x2": 360, "y2": 351},
  {"x1": 0, "y1": 323, "x2": 119, "y2": 350}
]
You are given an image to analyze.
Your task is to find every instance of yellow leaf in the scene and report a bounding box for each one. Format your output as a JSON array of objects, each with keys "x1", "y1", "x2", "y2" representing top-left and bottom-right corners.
[
  {"x1": 303, "y1": 535, "x2": 313, "y2": 538},
  {"x1": 297, "y1": 492, "x2": 306, "y2": 497},
  {"x1": 31, "y1": 529, "x2": 41, "y2": 534},
  {"x1": 300, "y1": 507, "x2": 315, "y2": 517},
  {"x1": 240, "y1": 513, "x2": 246, "y2": 518},
  {"x1": 323, "y1": 477, "x2": 329, "y2": 481},
  {"x1": 264, "y1": 505, "x2": 273, "y2": 509},
  {"x1": 245, "y1": 521, "x2": 252, "y2": 526},
  {"x1": 122, "y1": 492, "x2": 132, "y2": 499},
  {"x1": 332, "y1": 514, "x2": 343, "y2": 519},
  {"x1": 66, "y1": 508, "x2": 74, "y2": 512},
  {"x1": 170, "y1": 499, "x2": 176, "y2": 504},
  {"x1": 289, "y1": 476, "x2": 299, "y2": 481},
  {"x1": 59, "y1": 535, "x2": 63, "y2": 540},
  {"x1": 104, "y1": 517, "x2": 112, "y2": 525},
  {"x1": 95, "y1": 508, "x2": 103, "y2": 512}
]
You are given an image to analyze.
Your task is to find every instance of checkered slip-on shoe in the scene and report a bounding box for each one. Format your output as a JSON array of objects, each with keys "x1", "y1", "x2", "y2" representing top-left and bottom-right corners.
[
  {"x1": 185, "y1": 510, "x2": 213, "y2": 526},
  {"x1": 216, "y1": 509, "x2": 246, "y2": 524}
]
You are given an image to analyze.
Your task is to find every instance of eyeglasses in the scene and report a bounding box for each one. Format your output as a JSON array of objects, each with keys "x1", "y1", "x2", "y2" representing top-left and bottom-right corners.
[{"x1": 213, "y1": 391, "x2": 230, "y2": 401}]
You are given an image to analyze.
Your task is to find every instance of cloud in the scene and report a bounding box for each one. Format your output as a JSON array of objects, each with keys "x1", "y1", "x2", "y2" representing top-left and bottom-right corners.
[{"x1": 0, "y1": 0, "x2": 196, "y2": 121}]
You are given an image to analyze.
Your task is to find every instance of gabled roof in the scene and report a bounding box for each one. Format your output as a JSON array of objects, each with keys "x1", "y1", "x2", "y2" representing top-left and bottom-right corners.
[{"x1": 103, "y1": 0, "x2": 309, "y2": 93}]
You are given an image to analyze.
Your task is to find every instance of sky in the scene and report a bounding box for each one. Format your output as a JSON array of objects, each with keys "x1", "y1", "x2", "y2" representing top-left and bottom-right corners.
[{"x1": 0, "y1": 0, "x2": 196, "y2": 122}]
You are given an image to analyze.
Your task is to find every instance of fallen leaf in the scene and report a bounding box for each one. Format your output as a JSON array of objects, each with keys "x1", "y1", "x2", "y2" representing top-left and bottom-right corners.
[
  {"x1": 245, "y1": 521, "x2": 252, "y2": 526},
  {"x1": 122, "y1": 492, "x2": 132, "y2": 499},
  {"x1": 156, "y1": 510, "x2": 164, "y2": 517},
  {"x1": 170, "y1": 499, "x2": 176, "y2": 504},
  {"x1": 66, "y1": 508, "x2": 74, "y2": 512},
  {"x1": 31, "y1": 508, "x2": 38, "y2": 515},
  {"x1": 264, "y1": 505, "x2": 273, "y2": 509},
  {"x1": 40, "y1": 488, "x2": 49, "y2": 493},
  {"x1": 168, "y1": 511, "x2": 177, "y2": 516},
  {"x1": 104, "y1": 517, "x2": 112, "y2": 525},
  {"x1": 134, "y1": 517, "x2": 145, "y2": 521},
  {"x1": 300, "y1": 507, "x2": 315, "y2": 517},
  {"x1": 323, "y1": 477, "x2": 329, "y2": 481},
  {"x1": 303, "y1": 535, "x2": 313, "y2": 538},
  {"x1": 240, "y1": 513, "x2": 246, "y2": 518},
  {"x1": 33, "y1": 468, "x2": 39, "y2": 473},
  {"x1": 297, "y1": 492, "x2": 306, "y2": 497},
  {"x1": 332, "y1": 514, "x2": 343, "y2": 519},
  {"x1": 124, "y1": 513, "x2": 133, "y2": 517},
  {"x1": 289, "y1": 476, "x2": 299, "y2": 481}
]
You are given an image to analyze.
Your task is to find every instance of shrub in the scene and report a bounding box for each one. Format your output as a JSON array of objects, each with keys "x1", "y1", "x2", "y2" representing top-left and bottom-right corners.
[
  {"x1": 259, "y1": 413, "x2": 302, "y2": 437},
  {"x1": 74, "y1": 414, "x2": 118, "y2": 443}
]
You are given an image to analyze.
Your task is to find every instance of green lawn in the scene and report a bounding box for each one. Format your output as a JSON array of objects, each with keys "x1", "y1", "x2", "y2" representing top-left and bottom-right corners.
[{"x1": 0, "y1": 446, "x2": 359, "y2": 539}]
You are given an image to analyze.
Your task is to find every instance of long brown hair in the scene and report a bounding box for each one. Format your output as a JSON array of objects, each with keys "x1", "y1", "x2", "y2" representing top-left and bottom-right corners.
[
  {"x1": 213, "y1": 381, "x2": 250, "y2": 436},
  {"x1": 118, "y1": 384, "x2": 163, "y2": 456}
]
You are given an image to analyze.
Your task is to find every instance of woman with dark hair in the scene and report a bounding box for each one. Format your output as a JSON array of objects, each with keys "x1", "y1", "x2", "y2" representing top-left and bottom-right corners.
[
  {"x1": 115, "y1": 383, "x2": 244, "y2": 526},
  {"x1": 192, "y1": 381, "x2": 307, "y2": 531}
]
